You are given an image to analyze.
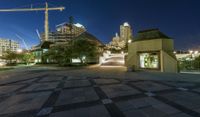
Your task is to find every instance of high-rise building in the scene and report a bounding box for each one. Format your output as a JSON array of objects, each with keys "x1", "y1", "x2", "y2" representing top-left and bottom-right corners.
[
  {"x1": 120, "y1": 22, "x2": 133, "y2": 44},
  {"x1": 0, "y1": 38, "x2": 20, "y2": 56},
  {"x1": 106, "y1": 22, "x2": 133, "y2": 51}
]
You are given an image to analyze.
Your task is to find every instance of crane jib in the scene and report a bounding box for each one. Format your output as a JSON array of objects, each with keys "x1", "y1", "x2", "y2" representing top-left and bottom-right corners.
[{"x1": 0, "y1": 7, "x2": 65, "y2": 12}]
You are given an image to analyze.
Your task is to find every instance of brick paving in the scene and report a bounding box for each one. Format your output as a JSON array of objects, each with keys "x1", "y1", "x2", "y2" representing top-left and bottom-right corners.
[{"x1": 0, "y1": 68, "x2": 200, "y2": 117}]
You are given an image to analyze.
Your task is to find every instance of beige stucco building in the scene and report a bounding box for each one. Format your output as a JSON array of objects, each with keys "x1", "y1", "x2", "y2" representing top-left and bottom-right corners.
[{"x1": 126, "y1": 29, "x2": 178, "y2": 73}]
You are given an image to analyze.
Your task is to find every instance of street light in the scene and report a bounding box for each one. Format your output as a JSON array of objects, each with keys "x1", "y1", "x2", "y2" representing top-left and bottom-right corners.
[
  {"x1": 17, "y1": 49, "x2": 22, "y2": 53},
  {"x1": 189, "y1": 50, "x2": 193, "y2": 54},
  {"x1": 194, "y1": 51, "x2": 199, "y2": 55}
]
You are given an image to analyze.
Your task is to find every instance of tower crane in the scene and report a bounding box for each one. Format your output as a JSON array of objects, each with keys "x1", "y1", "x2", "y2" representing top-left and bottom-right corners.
[{"x1": 0, "y1": 2, "x2": 65, "y2": 41}]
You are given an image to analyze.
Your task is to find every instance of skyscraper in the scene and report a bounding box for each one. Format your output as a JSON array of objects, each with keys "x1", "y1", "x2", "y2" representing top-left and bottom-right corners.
[
  {"x1": 120, "y1": 22, "x2": 133, "y2": 44},
  {"x1": 106, "y1": 22, "x2": 133, "y2": 51}
]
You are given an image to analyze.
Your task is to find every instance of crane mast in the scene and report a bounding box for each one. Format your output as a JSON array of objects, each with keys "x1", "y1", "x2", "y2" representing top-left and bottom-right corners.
[
  {"x1": 0, "y1": 2, "x2": 65, "y2": 41},
  {"x1": 45, "y1": 2, "x2": 49, "y2": 42}
]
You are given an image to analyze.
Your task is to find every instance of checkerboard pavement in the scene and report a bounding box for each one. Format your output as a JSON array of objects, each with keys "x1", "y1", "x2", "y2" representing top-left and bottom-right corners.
[{"x1": 1, "y1": 74, "x2": 200, "y2": 117}]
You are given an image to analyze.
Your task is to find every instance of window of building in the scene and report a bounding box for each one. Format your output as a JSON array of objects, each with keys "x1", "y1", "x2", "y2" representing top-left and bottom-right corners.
[{"x1": 139, "y1": 52, "x2": 159, "y2": 69}]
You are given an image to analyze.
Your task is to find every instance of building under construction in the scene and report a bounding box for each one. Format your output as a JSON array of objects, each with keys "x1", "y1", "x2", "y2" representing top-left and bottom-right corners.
[{"x1": 40, "y1": 22, "x2": 86, "y2": 42}]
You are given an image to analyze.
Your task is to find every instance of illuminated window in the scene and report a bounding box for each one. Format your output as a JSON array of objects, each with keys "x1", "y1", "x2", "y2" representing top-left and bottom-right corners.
[{"x1": 139, "y1": 52, "x2": 159, "y2": 69}]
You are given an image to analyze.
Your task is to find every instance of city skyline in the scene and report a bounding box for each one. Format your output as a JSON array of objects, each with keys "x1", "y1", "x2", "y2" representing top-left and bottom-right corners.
[{"x1": 0, "y1": 0, "x2": 199, "y2": 50}]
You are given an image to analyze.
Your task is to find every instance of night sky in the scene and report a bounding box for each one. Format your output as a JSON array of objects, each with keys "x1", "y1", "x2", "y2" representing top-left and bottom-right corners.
[{"x1": 0, "y1": 0, "x2": 199, "y2": 50}]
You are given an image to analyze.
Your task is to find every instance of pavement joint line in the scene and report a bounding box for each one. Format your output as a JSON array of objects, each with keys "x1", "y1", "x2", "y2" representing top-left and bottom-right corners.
[
  {"x1": 89, "y1": 78, "x2": 126, "y2": 117},
  {"x1": 37, "y1": 80, "x2": 61, "y2": 83},
  {"x1": 150, "y1": 80, "x2": 177, "y2": 88},
  {"x1": 144, "y1": 92, "x2": 156, "y2": 97},
  {"x1": 154, "y1": 80, "x2": 200, "y2": 90},
  {"x1": 111, "y1": 93, "x2": 147, "y2": 102},
  {"x1": 0, "y1": 74, "x2": 47, "y2": 86},
  {"x1": 52, "y1": 100, "x2": 101, "y2": 113},
  {"x1": 91, "y1": 80, "x2": 125, "y2": 117},
  {"x1": 104, "y1": 103, "x2": 126, "y2": 117},
  {"x1": 127, "y1": 81, "x2": 182, "y2": 96},
  {"x1": 189, "y1": 90, "x2": 200, "y2": 96},
  {"x1": 95, "y1": 82, "x2": 122, "y2": 86},
  {"x1": 154, "y1": 95, "x2": 200, "y2": 117},
  {"x1": 36, "y1": 91, "x2": 60, "y2": 117},
  {"x1": 0, "y1": 109, "x2": 37, "y2": 117},
  {"x1": 17, "y1": 89, "x2": 54, "y2": 95},
  {"x1": 36, "y1": 78, "x2": 65, "y2": 114},
  {"x1": 126, "y1": 81, "x2": 182, "y2": 95},
  {"x1": 177, "y1": 87, "x2": 189, "y2": 91},
  {"x1": 153, "y1": 88, "x2": 179, "y2": 93},
  {"x1": 37, "y1": 107, "x2": 53, "y2": 117},
  {"x1": 155, "y1": 89, "x2": 180, "y2": 95},
  {"x1": 93, "y1": 86, "x2": 108, "y2": 99},
  {"x1": 0, "y1": 83, "x2": 36, "y2": 97},
  {"x1": 126, "y1": 82, "x2": 146, "y2": 92},
  {"x1": 102, "y1": 99, "x2": 113, "y2": 104},
  {"x1": 63, "y1": 85, "x2": 92, "y2": 90}
]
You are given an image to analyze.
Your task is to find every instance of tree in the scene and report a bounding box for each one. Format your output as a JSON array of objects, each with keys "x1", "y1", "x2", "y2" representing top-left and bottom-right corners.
[
  {"x1": 22, "y1": 53, "x2": 34, "y2": 65},
  {"x1": 3, "y1": 50, "x2": 18, "y2": 64},
  {"x1": 44, "y1": 44, "x2": 73, "y2": 66},
  {"x1": 44, "y1": 39, "x2": 100, "y2": 66},
  {"x1": 194, "y1": 56, "x2": 200, "y2": 69},
  {"x1": 17, "y1": 52, "x2": 34, "y2": 65},
  {"x1": 72, "y1": 39, "x2": 99, "y2": 64}
]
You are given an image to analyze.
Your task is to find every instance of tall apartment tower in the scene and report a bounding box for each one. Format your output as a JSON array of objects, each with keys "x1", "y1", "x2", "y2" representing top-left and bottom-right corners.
[
  {"x1": 0, "y1": 38, "x2": 20, "y2": 56},
  {"x1": 120, "y1": 22, "x2": 133, "y2": 43}
]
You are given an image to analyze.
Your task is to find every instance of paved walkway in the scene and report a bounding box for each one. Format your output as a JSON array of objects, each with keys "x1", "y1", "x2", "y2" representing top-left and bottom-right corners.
[{"x1": 0, "y1": 66, "x2": 200, "y2": 117}]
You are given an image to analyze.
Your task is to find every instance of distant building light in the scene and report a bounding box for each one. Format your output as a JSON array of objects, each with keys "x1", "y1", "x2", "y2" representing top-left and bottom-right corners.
[
  {"x1": 72, "y1": 58, "x2": 81, "y2": 63},
  {"x1": 173, "y1": 51, "x2": 176, "y2": 54},
  {"x1": 194, "y1": 51, "x2": 199, "y2": 54},
  {"x1": 123, "y1": 22, "x2": 130, "y2": 27},
  {"x1": 74, "y1": 23, "x2": 85, "y2": 28},
  {"x1": 34, "y1": 59, "x2": 41, "y2": 63},
  {"x1": 82, "y1": 56, "x2": 86, "y2": 60},
  {"x1": 17, "y1": 49, "x2": 22, "y2": 53},
  {"x1": 0, "y1": 62, "x2": 6, "y2": 66},
  {"x1": 189, "y1": 50, "x2": 193, "y2": 54}
]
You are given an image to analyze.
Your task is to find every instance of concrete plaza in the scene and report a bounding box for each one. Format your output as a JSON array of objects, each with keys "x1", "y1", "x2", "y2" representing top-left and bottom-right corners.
[{"x1": 0, "y1": 66, "x2": 200, "y2": 117}]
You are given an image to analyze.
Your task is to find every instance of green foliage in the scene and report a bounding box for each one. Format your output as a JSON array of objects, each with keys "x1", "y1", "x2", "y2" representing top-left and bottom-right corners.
[
  {"x1": 195, "y1": 56, "x2": 200, "y2": 62},
  {"x1": 19, "y1": 53, "x2": 35, "y2": 65},
  {"x1": 72, "y1": 39, "x2": 99, "y2": 63},
  {"x1": 179, "y1": 56, "x2": 200, "y2": 71},
  {"x1": 44, "y1": 44, "x2": 73, "y2": 65},
  {"x1": 45, "y1": 39, "x2": 100, "y2": 66},
  {"x1": 2, "y1": 50, "x2": 18, "y2": 64}
]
